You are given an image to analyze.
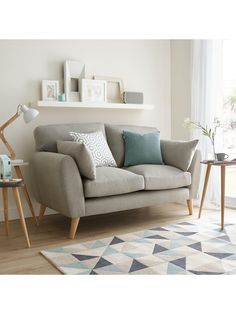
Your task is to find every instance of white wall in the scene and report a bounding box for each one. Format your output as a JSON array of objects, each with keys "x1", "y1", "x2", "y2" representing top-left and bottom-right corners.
[
  {"x1": 0, "y1": 40, "x2": 171, "y2": 221},
  {"x1": 171, "y1": 40, "x2": 191, "y2": 140}
]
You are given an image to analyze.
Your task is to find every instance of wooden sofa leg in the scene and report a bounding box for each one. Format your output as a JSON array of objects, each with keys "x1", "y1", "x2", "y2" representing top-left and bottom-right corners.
[
  {"x1": 186, "y1": 199, "x2": 193, "y2": 215},
  {"x1": 38, "y1": 205, "x2": 46, "y2": 222},
  {"x1": 69, "y1": 217, "x2": 80, "y2": 239}
]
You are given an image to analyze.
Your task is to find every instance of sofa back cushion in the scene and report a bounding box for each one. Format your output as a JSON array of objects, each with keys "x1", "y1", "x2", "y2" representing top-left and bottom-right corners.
[
  {"x1": 161, "y1": 139, "x2": 199, "y2": 171},
  {"x1": 105, "y1": 124, "x2": 159, "y2": 167},
  {"x1": 34, "y1": 123, "x2": 105, "y2": 152}
]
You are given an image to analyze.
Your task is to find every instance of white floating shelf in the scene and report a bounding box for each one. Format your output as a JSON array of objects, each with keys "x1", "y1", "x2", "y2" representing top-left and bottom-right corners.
[{"x1": 37, "y1": 101, "x2": 154, "y2": 110}]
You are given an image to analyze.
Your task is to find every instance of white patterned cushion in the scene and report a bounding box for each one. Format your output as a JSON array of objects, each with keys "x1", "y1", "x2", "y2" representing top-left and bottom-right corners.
[{"x1": 70, "y1": 131, "x2": 117, "y2": 167}]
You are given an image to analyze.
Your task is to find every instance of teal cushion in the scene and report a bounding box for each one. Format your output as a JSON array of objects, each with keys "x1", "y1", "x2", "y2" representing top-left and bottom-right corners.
[{"x1": 123, "y1": 131, "x2": 163, "y2": 166}]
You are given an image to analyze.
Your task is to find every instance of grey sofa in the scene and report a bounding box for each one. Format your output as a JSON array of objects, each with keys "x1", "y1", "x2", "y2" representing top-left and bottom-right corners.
[{"x1": 31, "y1": 123, "x2": 201, "y2": 239}]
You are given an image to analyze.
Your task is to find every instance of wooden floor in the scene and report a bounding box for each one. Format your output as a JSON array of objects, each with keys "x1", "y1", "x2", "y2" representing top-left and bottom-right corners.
[{"x1": 0, "y1": 203, "x2": 235, "y2": 274}]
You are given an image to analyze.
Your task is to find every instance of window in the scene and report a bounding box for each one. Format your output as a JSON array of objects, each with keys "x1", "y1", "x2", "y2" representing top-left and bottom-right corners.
[{"x1": 223, "y1": 40, "x2": 236, "y2": 205}]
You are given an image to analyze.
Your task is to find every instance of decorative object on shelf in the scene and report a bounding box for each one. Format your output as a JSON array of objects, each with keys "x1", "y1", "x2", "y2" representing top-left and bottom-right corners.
[
  {"x1": 42, "y1": 80, "x2": 59, "y2": 101},
  {"x1": 216, "y1": 153, "x2": 229, "y2": 161},
  {"x1": 81, "y1": 79, "x2": 107, "y2": 103},
  {"x1": 0, "y1": 104, "x2": 39, "y2": 225},
  {"x1": 93, "y1": 76, "x2": 124, "y2": 103},
  {"x1": 183, "y1": 117, "x2": 221, "y2": 160},
  {"x1": 64, "y1": 60, "x2": 85, "y2": 101},
  {"x1": 0, "y1": 155, "x2": 12, "y2": 180},
  {"x1": 58, "y1": 93, "x2": 66, "y2": 102},
  {"x1": 123, "y1": 91, "x2": 143, "y2": 104}
]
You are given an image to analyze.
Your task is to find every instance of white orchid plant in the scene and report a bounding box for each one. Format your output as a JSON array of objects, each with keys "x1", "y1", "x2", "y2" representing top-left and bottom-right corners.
[{"x1": 183, "y1": 117, "x2": 221, "y2": 159}]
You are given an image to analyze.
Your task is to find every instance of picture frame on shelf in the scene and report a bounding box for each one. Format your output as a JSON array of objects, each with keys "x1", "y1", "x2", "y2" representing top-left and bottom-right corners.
[
  {"x1": 81, "y1": 79, "x2": 107, "y2": 103},
  {"x1": 42, "y1": 80, "x2": 59, "y2": 101},
  {"x1": 64, "y1": 60, "x2": 85, "y2": 101},
  {"x1": 93, "y1": 76, "x2": 124, "y2": 103}
]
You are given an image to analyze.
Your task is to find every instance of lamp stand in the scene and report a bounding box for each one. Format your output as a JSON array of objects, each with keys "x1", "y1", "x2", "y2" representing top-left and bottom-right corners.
[
  {"x1": 0, "y1": 111, "x2": 38, "y2": 225},
  {"x1": 0, "y1": 112, "x2": 19, "y2": 159}
]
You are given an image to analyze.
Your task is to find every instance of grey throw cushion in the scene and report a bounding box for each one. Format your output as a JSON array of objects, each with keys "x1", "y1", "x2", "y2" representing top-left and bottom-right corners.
[
  {"x1": 57, "y1": 141, "x2": 96, "y2": 180},
  {"x1": 70, "y1": 131, "x2": 117, "y2": 167},
  {"x1": 126, "y1": 164, "x2": 191, "y2": 190},
  {"x1": 83, "y1": 167, "x2": 144, "y2": 198},
  {"x1": 105, "y1": 124, "x2": 158, "y2": 167},
  {"x1": 161, "y1": 139, "x2": 199, "y2": 171}
]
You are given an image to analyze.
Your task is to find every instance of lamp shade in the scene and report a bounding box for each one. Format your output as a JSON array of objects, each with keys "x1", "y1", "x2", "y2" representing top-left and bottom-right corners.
[{"x1": 20, "y1": 105, "x2": 39, "y2": 123}]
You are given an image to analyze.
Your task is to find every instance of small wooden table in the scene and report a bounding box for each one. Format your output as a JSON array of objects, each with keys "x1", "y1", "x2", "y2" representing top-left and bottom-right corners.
[
  {"x1": 198, "y1": 160, "x2": 236, "y2": 229},
  {"x1": 0, "y1": 179, "x2": 31, "y2": 247}
]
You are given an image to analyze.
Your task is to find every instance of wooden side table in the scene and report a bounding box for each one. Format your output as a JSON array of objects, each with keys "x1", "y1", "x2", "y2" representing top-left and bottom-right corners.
[
  {"x1": 198, "y1": 160, "x2": 236, "y2": 229},
  {"x1": 0, "y1": 179, "x2": 31, "y2": 248}
]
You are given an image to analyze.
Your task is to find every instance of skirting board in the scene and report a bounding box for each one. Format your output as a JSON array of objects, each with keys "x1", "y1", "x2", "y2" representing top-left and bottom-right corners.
[{"x1": 0, "y1": 206, "x2": 56, "y2": 222}]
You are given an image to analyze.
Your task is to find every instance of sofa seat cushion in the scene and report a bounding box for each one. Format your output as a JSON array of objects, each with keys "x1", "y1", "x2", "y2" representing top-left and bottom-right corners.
[
  {"x1": 126, "y1": 164, "x2": 191, "y2": 190},
  {"x1": 84, "y1": 167, "x2": 144, "y2": 198}
]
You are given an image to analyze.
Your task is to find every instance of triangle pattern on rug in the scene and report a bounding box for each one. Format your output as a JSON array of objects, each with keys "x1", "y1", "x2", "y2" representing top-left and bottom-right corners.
[
  {"x1": 153, "y1": 244, "x2": 168, "y2": 254},
  {"x1": 188, "y1": 270, "x2": 224, "y2": 275},
  {"x1": 129, "y1": 259, "x2": 148, "y2": 273},
  {"x1": 41, "y1": 218, "x2": 236, "y2": 275},
  {"x1": 110, "y1": 236, "x2": 124, "y2": 245},
  {"x1": 167, "y1": 262, "x2": 186, "y2": 274},
  {"x1": 176, "y1": 232, "x2": 197, "y2": 236},
  {"x1": 170, "y1": 257, "x2": 186, "y2": 269},
  {"x1": 91, "y1": 240, "x2": 106, "y2": 249},
  {"x1": 145, "y1": 234, "x2": 167, "y2": 240},
  {"x1": 150, "y1": 227, "x2": 168, "y2": 231},
  {"x1": 217, "y1": 235, "x2": 231, "y2": 242},
  {"x1": 188, "y1": 242, "x2": 202, "y2": 252},
  {"x1": 205, "y1": 252, "x2": 234, "y2": 259},
  {"x1": 72, "y1": 254, "x2": 98, "y2": 261},
  {"x1": 103, "y1": 246, "x2": 118, "y2": 256},
  {"x1": 94, "y1": 257, "x2": 112, "y2": 269}
]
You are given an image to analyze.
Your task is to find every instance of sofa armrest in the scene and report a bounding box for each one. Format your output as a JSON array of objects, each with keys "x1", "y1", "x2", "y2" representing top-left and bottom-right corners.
[
  {"x1": 188, "y1": 149, "x2": 202, "y2": 199},
  {"x1": 30, "y1": 152, "x2": 85, "y2": 218}
]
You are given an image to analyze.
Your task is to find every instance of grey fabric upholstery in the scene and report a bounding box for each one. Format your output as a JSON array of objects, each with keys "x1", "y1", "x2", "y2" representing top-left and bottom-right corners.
[
  {"x1": 161, "y1": 139, "x2": 199, "y2": 171},
  {"x1": 85, "y1": 188, "x2": 189, "y2": 216},
  {"x1": 84, "y1": 167, "x2": 144, "y2": 198},
  {"x1": 105, "y1": 124, "x2": 158, "y2": 167},
  {"x1": 30, "y1": 152, "x2": 85, "y2": 218},
  {"x1": 57, "y1": 141, "x2": 96, "y2": 180},
  {"x1": 31, "y1": 123, "x2": 202, "y2": 223},
  {"x1": 126, "y1": 164, "x2": 191, "y2": 190},
  {"x1": 188, "y1": 149, "x2": 202, "y2": 198},
  {"x1": 34, "y1": 123, "x2": 105, "y2": 153}
]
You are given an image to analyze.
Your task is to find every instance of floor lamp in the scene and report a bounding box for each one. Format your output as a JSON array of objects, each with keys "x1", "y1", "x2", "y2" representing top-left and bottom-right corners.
[{"x1": 0, "y1": 104, "x2": 39, "y2": 224}]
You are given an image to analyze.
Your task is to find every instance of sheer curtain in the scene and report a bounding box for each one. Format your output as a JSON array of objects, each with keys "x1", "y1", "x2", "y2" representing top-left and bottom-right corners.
[{"x1": 191, "y1": 40, "x2": 223, "y2": 205}]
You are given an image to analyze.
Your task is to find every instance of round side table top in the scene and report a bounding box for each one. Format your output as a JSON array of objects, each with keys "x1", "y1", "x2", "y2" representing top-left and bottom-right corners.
[
  {"x1": 0, "y1": 178, "x2": 23, "y2": 188},
  {"x1": 201, "y1": 160, "x2": 236, "y2": 166}
]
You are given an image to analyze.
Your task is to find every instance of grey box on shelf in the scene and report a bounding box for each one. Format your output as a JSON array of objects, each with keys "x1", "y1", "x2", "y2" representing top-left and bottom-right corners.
[{"x1": 123, "y1": 92, "x2": 143, "y2": 104}]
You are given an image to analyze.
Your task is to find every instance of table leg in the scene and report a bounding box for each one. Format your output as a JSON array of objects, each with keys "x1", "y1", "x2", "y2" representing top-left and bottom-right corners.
[
  {"x1": 12, "y1": 187, "x2": 31, "y2": 248},
  {"x1": 14, "y1": 166, "x2": 38, "y2": 226},
  {"x1": 198, "y1": 164, "x2": 212, "y2": 218},
  {"x1": 221, "y1": 165, "x2": 226, "y2": 230},
  {"x1": 2, "y1": 187, "x2": 9, "y2": 235}
]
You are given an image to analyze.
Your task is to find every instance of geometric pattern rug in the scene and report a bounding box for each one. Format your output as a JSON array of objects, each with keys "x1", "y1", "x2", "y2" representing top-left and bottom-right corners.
[{"x1": 41, "y1": 220, "x2": 236, "y2": 275}]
